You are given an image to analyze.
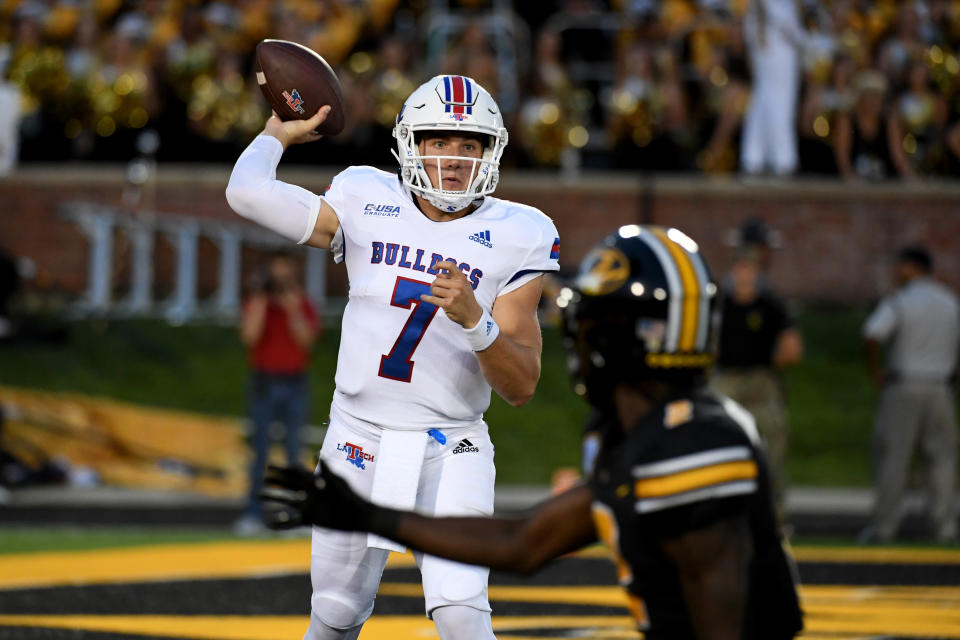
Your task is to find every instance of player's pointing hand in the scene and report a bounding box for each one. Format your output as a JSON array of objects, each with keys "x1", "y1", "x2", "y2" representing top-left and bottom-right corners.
[
  {"x1": 422, "y1": 260, "x2": 484, "y2": 329},
  {"x1": 264, "y1": 106, "x2": 331, "y2": 149}
]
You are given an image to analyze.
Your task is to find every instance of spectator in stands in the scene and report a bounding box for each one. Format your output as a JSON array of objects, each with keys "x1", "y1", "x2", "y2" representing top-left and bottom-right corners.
[
  {"x1": 928, "y1": 0, "x2": 960, "y2": 49},
  {"x1": 0, "y1": 77, "x2": 19, "y2": 174},
  {"x1": 695, "y1": 19, "x2": 751, "y2": 173},
  {"x1": 185, "y1": 48, "x2": 265, "y2": 156},
  {"x1": 712, "y1": 219, "x2": 803, "y2": 521},
  {"x1": 948, "y1": 120, "x2": 960, "y2": 169},
  {"x1": 7, "y1": 0, "x2": 960, "y2": 175},
  {"x1": 516, "y1": 28, "x2": 576, "y2": 167},
  {"x1": 0, "y1": 245, "x2": 21, "y2": 340},
  {"x1": 442, "y1": 21, "x2": 499, "y2": 97},
  {"x1": 531, "y1": 27, "x2": 571, "y2": 99},
  {"x1": 890, "y1": 58, "x2": 948, "y2": 176},
  {"x1": 163, "y1": 4, "x2": 216, "y2": 104},
  {"x1": 834, "y1": 70, "x2": 906, "y2": 181},
  {"x1": 607, "y1": 41, "x2": 688, "y2": 171},
  {"x1": 859, "y1": 246, "x2": 959, "y2": 544},
  {"x1": 304, "y1": 1, "x2": 365, "y2": 67},
  {"x1": 876, "y1": 4, "x2": 926, "y2": 82},
  {"x1": 86, "y1": 19, "x2": 158, "y2": 160},
  {"x1": 236, "y1": 252, "x2": 320, "y2": 535},
  {"x1": 741, "y1": 0, "x2": 807, "y2": 176},
  {"x1": 371, "y1": 37, "x2": 416, "y2": 128},
  {"x1": 798, "y1": 53, "x2": 856, "y2": 175}
]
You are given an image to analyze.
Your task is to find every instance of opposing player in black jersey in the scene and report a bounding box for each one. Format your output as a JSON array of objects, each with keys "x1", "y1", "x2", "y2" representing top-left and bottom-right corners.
[{"x1": 261, "y1": 225, "x2": 804, "y2": 640}]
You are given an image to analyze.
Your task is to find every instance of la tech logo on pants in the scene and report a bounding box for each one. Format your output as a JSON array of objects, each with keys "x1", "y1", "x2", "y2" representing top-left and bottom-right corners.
[{"x1": 337, "y1": 442, "x2": 375, "y2": 470}]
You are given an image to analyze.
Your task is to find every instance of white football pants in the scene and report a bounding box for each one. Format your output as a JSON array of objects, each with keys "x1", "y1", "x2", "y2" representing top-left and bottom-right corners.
[{"x1": 303, "y1": 409, "x2": 497, "y2": 640}]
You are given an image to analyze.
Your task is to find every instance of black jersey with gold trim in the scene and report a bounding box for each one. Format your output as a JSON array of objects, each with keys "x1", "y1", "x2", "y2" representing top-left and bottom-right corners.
[{"x1": 589, "y1": 387, "x2": 803, "y2": 640}]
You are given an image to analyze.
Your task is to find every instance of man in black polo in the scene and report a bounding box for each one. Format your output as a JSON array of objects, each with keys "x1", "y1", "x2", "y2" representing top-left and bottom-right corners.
[{"x1": 712, "y1": 240, "x2": 803, "y2": 521}]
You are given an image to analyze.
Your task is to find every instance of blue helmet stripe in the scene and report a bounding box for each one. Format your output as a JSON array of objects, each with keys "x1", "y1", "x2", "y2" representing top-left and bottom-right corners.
[
  {"x1": 464, "y1": 78, "x2": 473, "y2": 114},
  {"x1": 443, "y1": 76, "x2": 452, "y2": 113}
]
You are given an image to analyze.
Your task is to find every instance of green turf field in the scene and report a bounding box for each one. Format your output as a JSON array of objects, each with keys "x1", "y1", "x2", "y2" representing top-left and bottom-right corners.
[
  {"x1": 1, "y1": 525, "x2": 954, "y2": 556},
  {"x1": 0, "y1": 306, "x2": 940, "y2": 486},
  {"x1": 0, "y1": 527, "x2": 235, "y2": 554}
]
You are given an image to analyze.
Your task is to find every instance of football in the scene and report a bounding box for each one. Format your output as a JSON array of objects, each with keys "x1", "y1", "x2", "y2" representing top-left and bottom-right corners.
[{"x1": 255, "y1": 39, "x2": 345, "y2": 136}]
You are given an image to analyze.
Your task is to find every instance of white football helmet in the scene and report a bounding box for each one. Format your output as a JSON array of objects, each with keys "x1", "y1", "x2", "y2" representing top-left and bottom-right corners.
[{"x1": 392, "y1": 75, "x2": 508, "y2": 212}]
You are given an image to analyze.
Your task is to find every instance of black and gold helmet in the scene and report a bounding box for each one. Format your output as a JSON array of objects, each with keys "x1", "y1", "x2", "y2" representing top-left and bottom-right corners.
[{"x1": 560, "y1": 225, "x2": 718, "y2": 408}]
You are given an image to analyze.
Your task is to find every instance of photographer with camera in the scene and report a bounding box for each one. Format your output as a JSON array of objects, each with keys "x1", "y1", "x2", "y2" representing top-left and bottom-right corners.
[{"x1": 235, "y1": 251, "x2": 321, "y2": 535}]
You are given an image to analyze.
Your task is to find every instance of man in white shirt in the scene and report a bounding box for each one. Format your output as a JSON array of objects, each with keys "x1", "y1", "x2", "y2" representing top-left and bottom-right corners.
[
  {"x1": 226, "y1": 75, "x2": 560, "y2": 639},
  {"x1": 860, "y1": 246, "x2": 959, "y2": 544}
]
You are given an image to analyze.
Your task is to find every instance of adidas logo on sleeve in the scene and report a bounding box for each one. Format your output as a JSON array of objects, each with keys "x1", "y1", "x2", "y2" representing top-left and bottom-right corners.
[
  {"x1": 452, "y1": 438, "x2": 480, "y2": 454},
  {"x1": 468, "y1": 230, "x2": 493, "y2": 248}
]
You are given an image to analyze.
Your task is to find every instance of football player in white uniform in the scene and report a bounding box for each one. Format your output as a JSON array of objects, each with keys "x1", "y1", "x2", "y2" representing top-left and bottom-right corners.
[{"x1": 226, "y1": 75, "x2": 560, "y2": 640}]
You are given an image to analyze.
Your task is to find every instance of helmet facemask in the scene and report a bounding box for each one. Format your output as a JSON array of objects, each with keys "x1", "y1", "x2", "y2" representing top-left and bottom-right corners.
[
  {"x1": 563, "y1": 294, "x2": 671, "y2": 410},
  {"x1": 392, "y1": 123, "x2": 507, "y2": 212}
]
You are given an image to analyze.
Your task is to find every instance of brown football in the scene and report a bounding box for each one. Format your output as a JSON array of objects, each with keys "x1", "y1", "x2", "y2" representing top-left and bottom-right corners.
[{"x1": 255, "y1": 39, "x2": 345, "y2": 136}]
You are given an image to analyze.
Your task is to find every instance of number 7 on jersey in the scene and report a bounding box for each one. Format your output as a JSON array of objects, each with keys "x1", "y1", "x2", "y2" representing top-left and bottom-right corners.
[{"x1": 379, "y1": 276, "x2": 440, "y2": 382}]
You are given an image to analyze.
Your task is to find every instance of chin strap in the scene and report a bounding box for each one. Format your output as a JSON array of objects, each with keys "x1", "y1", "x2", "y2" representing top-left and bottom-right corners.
[{"x1": 422, "y1": 191, "x2": 477, "y2": 213}]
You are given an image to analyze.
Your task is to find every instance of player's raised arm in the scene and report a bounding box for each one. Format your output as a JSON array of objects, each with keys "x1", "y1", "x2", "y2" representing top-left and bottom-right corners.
[
  {"x1": 261, "y1": 463, "x2": 598, "y2": 573},
  {"x1": 225, "y1": 109, "x2": 340, "y2": 250}
]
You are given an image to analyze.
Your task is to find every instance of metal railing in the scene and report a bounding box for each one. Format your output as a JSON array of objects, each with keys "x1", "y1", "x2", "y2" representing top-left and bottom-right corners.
[{"x1": 61, "y1": 203, "x2": 330, "y2": 323}]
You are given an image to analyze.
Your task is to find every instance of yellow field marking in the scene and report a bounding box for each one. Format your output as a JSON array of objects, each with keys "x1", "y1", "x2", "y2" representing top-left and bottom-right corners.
[
  {"x1": 801, "y1": 601, "x2": 960, "y2": 637},
  {"x1": 2, "y1": 595, "x2": 960, "y2": 640},
  {"x1": 0, "y1": 541, "x2": 417, "y2": 590},
  {"x1": 379, "y1": 583, "x2": 631, "y2": 607},
  {"x1": 0, "y1": 615, "x2": 309, "y2": 640},
  {"x1": 804, "y1": 584, "x2": 960, "y2": 602},
  {"x1": 2, "y1": 537, "x2": 960, "y2": 592},
  {"x1": 792, "y1": 545, "x2": 960, "y2": 564},
  {"x1": 380, "y1": 583, "x2": 960, "y2": 637},
  {"x1": 0, "y1": 615, "x2": 637, "y2": 640},
  {"x1": 488, "y1": 616, "x2": 638, "y2": 638},
  {"x1": 799, "y1": 584, "x2": 960, "y2": 638},
  {"x1": 568, "y1": 542, "x2": 960, "y2": 565}
]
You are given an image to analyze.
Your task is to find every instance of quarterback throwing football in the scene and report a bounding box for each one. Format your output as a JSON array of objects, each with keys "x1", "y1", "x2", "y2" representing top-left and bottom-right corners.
[{"x1": 226, "y1": 75, "x2": 559, "y2": 640}]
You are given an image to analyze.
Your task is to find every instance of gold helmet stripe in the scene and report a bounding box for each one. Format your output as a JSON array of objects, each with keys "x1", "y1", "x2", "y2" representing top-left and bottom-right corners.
[
  {"x1": 634, "y1": 228, "x2": 684, "y2": 351},
  {"x1": 650, "y1": 227, "x2": 700, "y2": 352},
  {"x1": 686, "y1": 245, "x2": 713, "y2": 350}
]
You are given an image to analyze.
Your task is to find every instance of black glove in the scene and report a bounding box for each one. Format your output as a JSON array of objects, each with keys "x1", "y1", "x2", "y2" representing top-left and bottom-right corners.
[{"x1": 259, "y1": 462, "x2": 394, "y2": 533}]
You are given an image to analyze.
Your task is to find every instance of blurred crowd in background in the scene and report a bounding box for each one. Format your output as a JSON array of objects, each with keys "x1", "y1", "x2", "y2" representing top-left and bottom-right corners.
[{"x1": 4, "y1": 0, "x2": 960, "y2": 178}]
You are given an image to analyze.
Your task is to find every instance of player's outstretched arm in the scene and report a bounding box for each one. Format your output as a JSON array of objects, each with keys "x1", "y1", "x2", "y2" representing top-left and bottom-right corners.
[
  {"x1": 225, "y1": 109, "x2": 340, "y2": 249},
  {"x1": 261, "y1": 463, "x2": 598, "y2": 573},
  {"x1": 660, "y1": 515, "x2": 753, "y2": 640}
]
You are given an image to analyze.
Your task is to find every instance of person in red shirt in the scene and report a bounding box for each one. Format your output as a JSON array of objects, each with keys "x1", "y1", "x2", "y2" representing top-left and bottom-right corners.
[{"x1": 236, "y1": 252, "x2": 320, "y2": 534}]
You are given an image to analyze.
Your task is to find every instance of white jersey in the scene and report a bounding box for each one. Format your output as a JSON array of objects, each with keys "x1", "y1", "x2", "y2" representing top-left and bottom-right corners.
[{"x1": 322, "y1": 165, "x2": 560, "y2": 431}]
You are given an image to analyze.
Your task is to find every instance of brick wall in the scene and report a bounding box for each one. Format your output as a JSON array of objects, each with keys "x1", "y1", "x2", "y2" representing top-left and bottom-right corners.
[{"x1": 3, "y1": 166, "x2": 958, "y2": 304}]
